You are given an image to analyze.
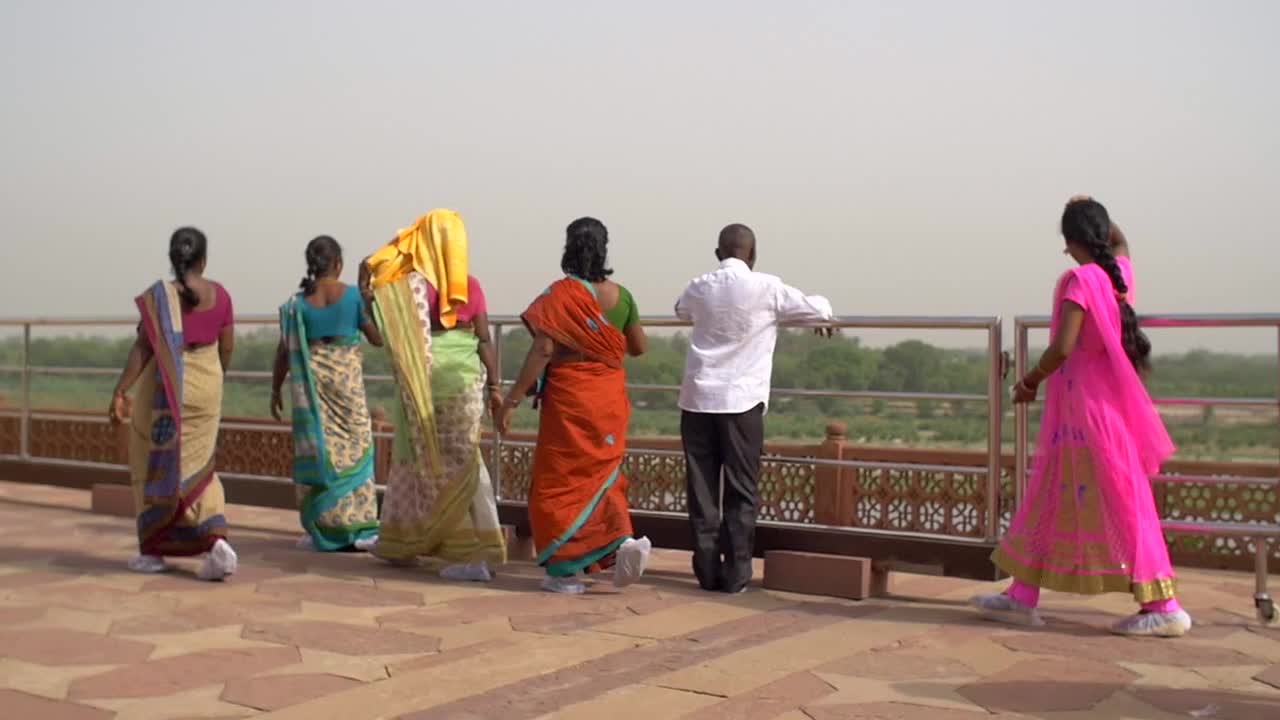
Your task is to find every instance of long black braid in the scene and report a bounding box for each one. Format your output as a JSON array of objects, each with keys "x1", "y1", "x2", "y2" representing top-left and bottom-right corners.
[
  {"x1": 300, "y1": 235, "x2": 343, "y2": 295},
  {"x1": 1061, "y1": 200, "x2": 1152, "y2": 373},
  {"x1": 168, "y1": 227, "x2": 207, "y2": 307}
]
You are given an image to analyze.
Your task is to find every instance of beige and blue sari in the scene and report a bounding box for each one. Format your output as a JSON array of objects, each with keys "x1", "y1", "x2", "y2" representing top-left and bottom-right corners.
[
  {"x1": 130, "y1": 281, "x2": 228, "y2": 556},
  {"x1": 370, "y1": 273, "x2": 506, "y2": 564},
  {"x1": 280, "y1": 296, "x2": 380, "y2": 550}
]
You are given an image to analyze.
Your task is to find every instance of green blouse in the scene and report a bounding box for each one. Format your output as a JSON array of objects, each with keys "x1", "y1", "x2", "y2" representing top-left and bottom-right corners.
[{"x1": 603, "y1": 284, "x2": 638, "y2": 331}]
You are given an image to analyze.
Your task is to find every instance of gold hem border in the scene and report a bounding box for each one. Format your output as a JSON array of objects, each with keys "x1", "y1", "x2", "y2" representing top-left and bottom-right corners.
[{"x1": 992, "y1": 547, "x2": 1176, "y2": 603}]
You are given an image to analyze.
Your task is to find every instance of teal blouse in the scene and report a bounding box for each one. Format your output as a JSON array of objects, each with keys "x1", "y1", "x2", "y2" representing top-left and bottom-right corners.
[{"x1": 298, "y1": 285, "x2": 367, "y2": 340}]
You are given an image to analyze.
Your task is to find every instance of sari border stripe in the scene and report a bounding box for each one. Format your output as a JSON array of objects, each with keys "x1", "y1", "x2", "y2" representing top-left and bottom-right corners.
[
  {"x1": 535, "y1": 463, "x2": 622, "y2": 566},
  {"x1": 544, "y1": 535, "x2": 631, "y2": 578}
]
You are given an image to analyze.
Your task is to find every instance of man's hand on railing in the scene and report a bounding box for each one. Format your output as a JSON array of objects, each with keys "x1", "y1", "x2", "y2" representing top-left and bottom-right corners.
[{"x1": 813, "y1": 323, "x2": 840, "y2": 339}]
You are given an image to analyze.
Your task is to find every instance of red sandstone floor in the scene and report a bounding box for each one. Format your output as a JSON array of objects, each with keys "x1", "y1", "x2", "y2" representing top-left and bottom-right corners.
[{"x1": 0, "y1": 481, "x2": 1278, "y2": 719}]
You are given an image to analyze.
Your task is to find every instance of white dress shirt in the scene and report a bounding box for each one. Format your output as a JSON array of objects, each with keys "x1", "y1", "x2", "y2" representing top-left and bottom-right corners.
[{"x1": 675, "y1": 258, "x2": 834, "y2": 414}]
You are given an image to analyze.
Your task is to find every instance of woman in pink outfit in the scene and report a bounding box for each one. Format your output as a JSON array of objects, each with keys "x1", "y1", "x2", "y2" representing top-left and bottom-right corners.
[{"x1": 973, "y1": 198, "x2": 1191, "y2": 637}]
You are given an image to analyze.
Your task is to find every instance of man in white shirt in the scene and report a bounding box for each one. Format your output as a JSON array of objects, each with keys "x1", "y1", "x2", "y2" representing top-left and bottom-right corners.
[{"x1": 674, "y1": 224, "x2": 834, "y2": 593}]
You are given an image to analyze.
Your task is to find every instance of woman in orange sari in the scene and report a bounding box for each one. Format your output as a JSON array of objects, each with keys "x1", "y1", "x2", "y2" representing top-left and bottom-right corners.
[{"x1": 496, "y1": 217, "x2": 650, "y2": 594}]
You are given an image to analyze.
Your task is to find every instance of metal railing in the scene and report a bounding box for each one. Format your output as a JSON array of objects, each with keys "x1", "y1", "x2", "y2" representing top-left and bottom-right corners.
[
  {"x1": 0, "y1": 313, "x2": 1007, "y2": 543},
  {"x1": 1013, "y1": 313, "x2": 1280, "y2": 623}
]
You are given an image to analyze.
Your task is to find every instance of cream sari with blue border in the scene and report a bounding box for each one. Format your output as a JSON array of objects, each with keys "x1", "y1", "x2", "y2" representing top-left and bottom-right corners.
[{"x1": 130, "y1": 281, "x2": 228, "y2": 556}]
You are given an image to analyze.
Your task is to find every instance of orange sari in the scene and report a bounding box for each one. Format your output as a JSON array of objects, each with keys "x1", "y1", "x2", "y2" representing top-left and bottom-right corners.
[{"x1": 523, "y1": 278, "x2": 634, "y2": 577}]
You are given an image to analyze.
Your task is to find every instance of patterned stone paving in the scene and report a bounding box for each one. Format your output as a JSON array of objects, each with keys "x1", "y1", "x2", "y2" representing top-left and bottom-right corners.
[{"x1": 1, "y1": 481, "x2": 1279, "y2": 719}]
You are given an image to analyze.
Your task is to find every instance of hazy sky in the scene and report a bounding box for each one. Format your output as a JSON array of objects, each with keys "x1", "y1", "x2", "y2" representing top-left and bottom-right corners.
[{"x1": 2, "y1": 1, "x2": 1277, "y2": 351}]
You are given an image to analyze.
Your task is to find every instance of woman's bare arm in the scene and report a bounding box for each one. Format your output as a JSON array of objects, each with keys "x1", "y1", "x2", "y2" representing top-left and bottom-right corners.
[
  {"x1": 217, "y1": 325, "x2": 235, "y2": 372},
  {"x1": 270, "y1": 339, "x2": 288, "y2": 420},
  {"x1": 494, "y1": 331, "x2": 554, "y2": 433},
  {"x1": 112, "y1": 331, "x2": 154, "y2": 399},
  {"x1": 109, "y1": 329, "x2": 153, "y2": 422},
  {"x1": 1024, "y1": 301, "x2": 1085, "y2": 384},
  {"x1": 1110, "y1": 223, "x2": 1130, "y2": 258},
  {"x1": 624, "y1": 321, "x2": 647, "y2": 357},
  {"x1": 474, "y1": 312, "x2": 501, "y2": 389},
  {"x1": 474, "y1": 312, "x2": 503, "y2": 419},
  {"x1": 505, "y1": 332, "x2": 554, "y2": 402},
  {"x1": 360, "y1": 319, "x2": 384, "y2": 347}
]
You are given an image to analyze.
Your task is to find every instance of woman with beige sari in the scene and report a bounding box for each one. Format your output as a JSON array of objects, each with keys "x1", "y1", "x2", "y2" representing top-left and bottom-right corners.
[
  {"x1": 108, "y1": 227, "x2": 238, "y2": 581},
  {"x1": 360, "y1": 209, "x2": 506, "y2": 581},
  {"x1": 272, "y1": 235, "x2": 383, "y2": 552}
]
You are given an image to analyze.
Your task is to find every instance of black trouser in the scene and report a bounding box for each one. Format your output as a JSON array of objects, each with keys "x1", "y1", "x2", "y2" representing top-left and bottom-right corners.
[{"x1": 680, "y1": 404, "x2": 764, "y2": 593}]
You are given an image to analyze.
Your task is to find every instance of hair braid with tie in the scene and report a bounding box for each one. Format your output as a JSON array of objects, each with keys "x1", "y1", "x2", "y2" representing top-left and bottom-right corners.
[
  {"x1": 300, "y1": 235, "x2": 343, "y2": 295},
  {"x1": 168, "y1": 227, "x2": 207, "y2": 307},
  {"x1": 1061, "y1": 200, "x2": 1152, "y2": 374}
]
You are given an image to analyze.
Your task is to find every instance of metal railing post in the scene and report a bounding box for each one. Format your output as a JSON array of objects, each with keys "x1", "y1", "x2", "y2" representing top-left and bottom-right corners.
[
  {"x1": 491, "y1": 320, "x2": 504, "y2": 501},
  {"x1": 1013, "y1": 320, "x2": 1029, "y2": 510},
  {"x1": 19, "y1": 323, "x2": 31, "y2": 460},
  {"x1": 984, "y1": 319, "x2": 1003, "y2": 541}
]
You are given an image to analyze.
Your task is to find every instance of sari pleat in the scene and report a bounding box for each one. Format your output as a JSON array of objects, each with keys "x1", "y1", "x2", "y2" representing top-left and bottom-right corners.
[{"x1": 130, "y1": 281, "x2": 228, "y2": 557}]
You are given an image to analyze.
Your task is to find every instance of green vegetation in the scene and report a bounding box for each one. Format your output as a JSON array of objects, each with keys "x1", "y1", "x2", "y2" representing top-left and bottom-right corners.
[{"x1": 0, "y1": 329, "x2": 1274, "y2": 461}]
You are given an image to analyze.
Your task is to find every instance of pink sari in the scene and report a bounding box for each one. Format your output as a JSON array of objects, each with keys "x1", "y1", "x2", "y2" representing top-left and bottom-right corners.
[{"x1": 993, "y1": 258, "x2": 1178, "y2": 603}]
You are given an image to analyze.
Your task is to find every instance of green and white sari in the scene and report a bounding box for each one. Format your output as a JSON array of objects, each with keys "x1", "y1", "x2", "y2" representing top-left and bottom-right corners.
[{"x1": 371, "y1": 273, "x2": 506, "y2": 565}]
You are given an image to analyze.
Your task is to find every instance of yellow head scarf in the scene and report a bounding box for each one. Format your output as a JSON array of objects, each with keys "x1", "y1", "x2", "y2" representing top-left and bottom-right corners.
[{"x1": 366, "y1": 209, "x2": 469, "y2": 328}]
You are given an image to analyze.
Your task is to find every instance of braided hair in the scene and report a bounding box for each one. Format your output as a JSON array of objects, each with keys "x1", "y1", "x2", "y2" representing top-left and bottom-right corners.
[
  {"x1": 300, "y1": 235, "x2": 343, "y2": 295},
  {"x1": 1061, "y1": 200, "x2": 1152, "y2": 373},
  {"x1": 168, "y1": 227, "x2": 207, "y2": 307},
  {"x1": 561, "y1": 217, "x2": 613, "y2": 282}
]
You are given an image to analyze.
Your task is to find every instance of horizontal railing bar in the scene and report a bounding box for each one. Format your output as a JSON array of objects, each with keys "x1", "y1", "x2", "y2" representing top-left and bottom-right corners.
[
  {"x1": 10, "y1": 368, "x2": 986, "y2": 404},
  {"x1": 14, "y1": 313, "x2": 1278, "y2": 332},
  {"x1": 770, "y1": 388, "x2": 988, "y2": 403},
  {"x1": 995, "y1": 395, "x2": 1276, "y2": 410},
  {"x1": 0, "y1": 314, "x2": 1002, "y2": 331},
  {"x1": 1155, "y1": 473, "x2": 1280, "y2": 487},
  {"x1": 9, "y1": 364, "x2": 1276, "y2": 409},
  {"x1": 1017, "y1": 313, "x2": 1280, "y2": 329},
  {"x1": 1163, "y1": 520, "x2": 1280, "y2": 538},
  {"x1": 1153, "y1": 396, "x2": 1278, "y2": 409},
  {"x1": 16, "y1": 365, "x2": 403, "y2": 385},
  {"x1": 625, "y1": 383, "x2": 989, "y2": 403},
  {"x1": 5, "y1": 312, "x2": 1272, "y2": 332},
  {"x1": 21, "y1": 412, "x2": 400, "y2": 440}
]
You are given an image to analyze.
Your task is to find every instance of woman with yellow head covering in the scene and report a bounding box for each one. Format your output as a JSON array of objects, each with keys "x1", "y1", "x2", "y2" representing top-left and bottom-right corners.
[{"x1": 359, "y1": 209, "x2": 506, "y2": 580}]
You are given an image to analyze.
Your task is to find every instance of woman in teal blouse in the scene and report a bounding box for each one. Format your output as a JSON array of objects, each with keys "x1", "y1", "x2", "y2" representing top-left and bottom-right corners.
[{"x1": 272, "y1": 236, "x2": 384, "y2": 552}]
